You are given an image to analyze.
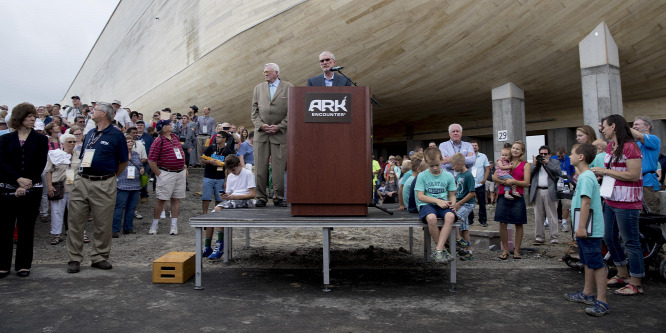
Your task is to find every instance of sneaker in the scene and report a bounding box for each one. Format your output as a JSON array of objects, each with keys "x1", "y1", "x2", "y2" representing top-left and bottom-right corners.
[
  {"x1": 202, "y1": 246, "x2": 213, "y2": 258},
  {"x1": 544, "y1": 218, "x2": 549, "y2": 228},
  {"x1": 480, "y1": 222, "x2": 488, "y2": 227},
  {"x1": 112, "y1": 232, "x2": 120, "y2": 238},
  {"x1": 431, "y1": 249, "x2": 454, "y2": 263},
  {"x1": 456, "y1": 238, "x2": 471, "y2": 248},
  {"x1": 533, "y1": 238, "x2": 545, "y2": 245},
  {"x1": 169, "y1": 222, "x2": 178, "y2": 235},
  {"x1": 551, "y1": 239, "x2": 559, "y2": 244},
  {"x1": 459, "y1": 251, "x2": 475, "y2": 261},
  {"x1": 563, "y1": 291, "x2": 596, "y2": 305},
  {"x1": 134, "y1": 211, "x2": 143, "y2": 219},
  {"x1": 503, "y1": 192, "x2": 514, "y2": 200},
  {"x1": 208, "y1": 241, "x2": 223, "y2": 260},
  {"x1": 584, "y1": 300, "x2": 610, "y2": 317},
  {"x1": 561, "y1": 223, "x2": 569, "y2": 232},
  {"x1": 148, "y1": 222, "x2": 159, "y2": 235},
  {"x1": 160, "y1": 210, "x2": 166, "y2": 219}
]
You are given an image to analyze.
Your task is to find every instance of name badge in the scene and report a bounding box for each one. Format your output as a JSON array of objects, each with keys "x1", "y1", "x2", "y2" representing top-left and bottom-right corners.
[
  {"x1": 202, "y1": 125, "x2": 207, "y2": 134},
  {"x1": 174, "y1": 148, "x2": 183, "y2": 159},
  {"x1": 81, "y1": 149, "x2": 95, "y2": 167},
  {"x1": 66, "y1": 170, "x2": 75, "y2": 185},
  {"x1": 127, "y1": 166, "x2": 136, "y2": 179}
]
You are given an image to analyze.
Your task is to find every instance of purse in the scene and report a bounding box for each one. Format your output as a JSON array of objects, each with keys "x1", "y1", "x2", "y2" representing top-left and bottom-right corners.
[{"x1": 49, "y1": 181, "x2": 65, "y2": 200}]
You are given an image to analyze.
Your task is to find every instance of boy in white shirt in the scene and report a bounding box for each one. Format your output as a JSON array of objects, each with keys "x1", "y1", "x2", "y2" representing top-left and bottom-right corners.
[{"x1": 215, "y1": 155, "x2": 256, "y2": 210}]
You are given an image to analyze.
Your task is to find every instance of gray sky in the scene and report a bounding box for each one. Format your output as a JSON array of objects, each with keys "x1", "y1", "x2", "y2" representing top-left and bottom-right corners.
[{"x1": 0, "y1": 0, "x2": 119, "y2": 110}]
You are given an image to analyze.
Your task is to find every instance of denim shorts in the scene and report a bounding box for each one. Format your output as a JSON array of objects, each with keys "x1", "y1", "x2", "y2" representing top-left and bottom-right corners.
[
  {"x1": 576, "y1": 237, "x2": 604, "y2": 270},
  {"x1": 455, "y1": 203, "x2": 475, "y2": 231},
  {"x1": 202, "y1": 177, "x2": 225, "y2": 201},
  {"x1": 419, "y1": 204, "x2": 457, "y2": 224}
]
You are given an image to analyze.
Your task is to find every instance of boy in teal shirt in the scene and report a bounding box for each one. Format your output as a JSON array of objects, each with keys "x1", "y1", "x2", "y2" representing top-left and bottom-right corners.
[
  {"x1": 564, "y1": 143, "x2": 609, "y2": 316},
  {"x1": 403, "y1": 158, "x2": 425, "y2": 214},
  {"x1": 415, "y1": 147, "x2": 457, "y2": 263},
  {"x1": 451, "y1": 153, "x2": 476, "y2": 261}
]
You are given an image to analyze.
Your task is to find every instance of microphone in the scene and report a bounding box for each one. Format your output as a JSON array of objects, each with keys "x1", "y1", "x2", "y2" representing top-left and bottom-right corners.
[{"x1": 330, "y1": 66, "x2": 344, "y2": 72}]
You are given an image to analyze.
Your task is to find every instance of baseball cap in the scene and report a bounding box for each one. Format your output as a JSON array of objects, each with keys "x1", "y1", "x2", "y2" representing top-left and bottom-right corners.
[
  {"x1": 71, "y1": 96, "x2": 80, "y2": 100},
  {"x1": 162, "y1": 107, "x2": 171, "y2": 112},
  {"x1": 155, "y1": 119, "x2": 171, "y2": 132},
  {"x1": 112, "y1": 100, "x2": 122, "y2": 105}
]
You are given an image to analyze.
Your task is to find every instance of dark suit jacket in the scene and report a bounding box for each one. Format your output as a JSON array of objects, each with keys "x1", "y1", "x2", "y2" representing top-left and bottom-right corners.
[
  {"x1": 251, "y1": 79, "x2": 293, "y2": 144},
  {"x1": 0, "y1": 129, "x2": 48, "y2": 186},
  {"x1": 306, "y1": 73, "x2": 352, "y2": 87},
  {"x1": 529, "y1": 159, "x2": 561, "y2": 203}
]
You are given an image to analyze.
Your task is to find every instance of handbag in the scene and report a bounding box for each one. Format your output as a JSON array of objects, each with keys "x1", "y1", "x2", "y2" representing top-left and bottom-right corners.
[
  {"x1": 141, "y1": 174, "x2": 150, "y2": 187},
  {"x1": 49, "y1": 181, "x2": 65, "y2": 201}
]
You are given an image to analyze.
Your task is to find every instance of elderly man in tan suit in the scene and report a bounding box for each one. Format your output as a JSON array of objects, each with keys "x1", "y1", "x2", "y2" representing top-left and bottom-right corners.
[{"x1": 251, "y1": 63, "x2": 293, "y2": 207}]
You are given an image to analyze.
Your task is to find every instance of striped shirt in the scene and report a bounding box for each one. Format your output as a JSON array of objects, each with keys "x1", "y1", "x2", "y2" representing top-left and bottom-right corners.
[
  {"x1": 148, "y1": 133, "x2": 186, "y2": 171},
  {"x1": 604, "y1": 142, "x2": 643, "y2": 210}
]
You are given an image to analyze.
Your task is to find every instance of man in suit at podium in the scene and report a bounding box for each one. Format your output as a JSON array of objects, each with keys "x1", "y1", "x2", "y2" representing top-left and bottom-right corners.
[
  {"x1": 251, "y1": 63, "x2": 293, "y2": 207},
  {"x1": 306, "y1": 51, "x2": 352, "y2": 87}
]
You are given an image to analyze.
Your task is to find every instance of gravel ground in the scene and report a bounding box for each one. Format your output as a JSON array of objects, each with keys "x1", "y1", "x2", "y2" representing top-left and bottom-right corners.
[{"x1": 27, "y1": 168, "x2": 584, "y2": 273}]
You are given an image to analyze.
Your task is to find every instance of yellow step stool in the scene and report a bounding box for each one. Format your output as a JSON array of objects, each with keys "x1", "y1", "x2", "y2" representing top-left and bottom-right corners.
[{"x1": 152, "y1": 252, "x2": 196, "y2": 284}]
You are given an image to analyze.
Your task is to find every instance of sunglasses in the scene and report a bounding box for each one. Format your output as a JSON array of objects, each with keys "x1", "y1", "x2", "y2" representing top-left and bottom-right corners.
[
  {"x1": 539, "y1": 153, "x2": 549, "y2": 156},
  {"x1": 319, "y1": 58, "x2": 331, "y2": 63},
  {"x1": 66, "y1": 141, "x2": 76, "y2": 144}
]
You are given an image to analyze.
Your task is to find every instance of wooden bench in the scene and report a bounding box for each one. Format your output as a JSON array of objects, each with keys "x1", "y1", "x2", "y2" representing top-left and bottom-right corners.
[{"x1": 189, "y1": 206, "x2": 460, "y2": 292}]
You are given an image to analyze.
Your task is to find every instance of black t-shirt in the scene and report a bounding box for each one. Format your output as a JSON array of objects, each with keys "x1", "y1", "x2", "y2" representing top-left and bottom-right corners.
[{"x1": 203, "y1": 140, "x2": 234, "y2": 179}]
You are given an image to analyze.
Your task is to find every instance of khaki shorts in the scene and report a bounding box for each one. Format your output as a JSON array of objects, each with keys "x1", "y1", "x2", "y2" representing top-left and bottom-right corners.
[
  {"x1": 156, "y1": 169, "x2": 187, "y2": 200},
  {"x1": 486, "y1": 181, "x2": 496, "y2": 192},
  {"x1": 644, "y1": 186, "x2": 660, "y2": 214}
]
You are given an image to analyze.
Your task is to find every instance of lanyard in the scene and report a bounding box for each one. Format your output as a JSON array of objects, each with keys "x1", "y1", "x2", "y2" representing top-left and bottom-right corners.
[
  {"x1": 451, "y1": 141, "x2": 461, "y2": 154},
  {"x1": 85, "y1": 131, "x2": 104, "y2": 150}
]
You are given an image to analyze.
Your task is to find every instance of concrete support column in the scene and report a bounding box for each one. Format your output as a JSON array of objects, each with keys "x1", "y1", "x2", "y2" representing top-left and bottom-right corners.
[
  {"x1": 492, "y1": 83, "x2": 525, "y2": 161},
  {"x1": 580, "y1": 21, "x2": 622, "y2": 128}
]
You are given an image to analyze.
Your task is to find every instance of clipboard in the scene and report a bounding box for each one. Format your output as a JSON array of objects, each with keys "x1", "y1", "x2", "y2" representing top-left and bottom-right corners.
[{"x1": 572, "y1": 208, "x2": 593, "y2": 237}]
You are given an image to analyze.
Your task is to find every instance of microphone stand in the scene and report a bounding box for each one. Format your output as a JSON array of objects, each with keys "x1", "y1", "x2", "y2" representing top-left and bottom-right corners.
[
  {"x1": 332, "y1": 69, "x2": 390, "y2": 215},
  {"x1": 335, "y1": 70, "x2": 381, "y2": 107}
]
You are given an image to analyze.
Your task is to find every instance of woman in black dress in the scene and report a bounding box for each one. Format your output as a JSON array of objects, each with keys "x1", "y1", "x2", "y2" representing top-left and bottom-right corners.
[{"x1": 0, "y1": 103, "x2": 49, "y2": 278}]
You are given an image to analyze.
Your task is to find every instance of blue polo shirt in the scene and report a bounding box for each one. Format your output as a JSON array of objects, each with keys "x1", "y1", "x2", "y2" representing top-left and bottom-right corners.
[
  {"x1": 138, "y1": 132, "x2": 154, "y2": 155},
  {"x1": 79, "y1": 125, "x2": 128, "y2": 176},
  {"x1": 638, "y1": 133, "x2": 661, "y2": 190}
]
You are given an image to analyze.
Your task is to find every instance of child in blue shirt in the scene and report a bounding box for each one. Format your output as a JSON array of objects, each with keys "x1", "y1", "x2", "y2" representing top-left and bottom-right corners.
[
  {"x1": 451, "y1": 153, "x2": 476, "y2": 261},
  {"x1": 564, "y1": 143, "x2": 609, "y2": 316},
  {"x1": 414, "y1": 147, "x2": 457, "y2": 263},
  {"x1": 404, "y1": 158, "x2": 426, "y2": 214}
]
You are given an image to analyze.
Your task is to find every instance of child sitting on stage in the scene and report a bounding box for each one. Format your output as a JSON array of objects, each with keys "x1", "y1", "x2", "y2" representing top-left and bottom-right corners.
[
  {"x1": 215, "y1": 155, "x2": 256, "y2": 210},
  {"x1": 450, "y1": 153, "x2": 476, "y2": 261},
  {"x1": 404, "y1": 158, "x2": 427, "y2": 214},
  {"x1": 414, "y1": 147, "x2": 458, "y2": 263}
]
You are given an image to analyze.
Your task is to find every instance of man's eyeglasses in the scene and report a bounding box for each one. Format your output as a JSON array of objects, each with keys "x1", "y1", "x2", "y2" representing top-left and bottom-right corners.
[
  {"x1": 319, "y1": 58, "x2": 331, "y2": 63},
  {"x1": 65, "y1": 141, "x2": 76, "y2": 144}
]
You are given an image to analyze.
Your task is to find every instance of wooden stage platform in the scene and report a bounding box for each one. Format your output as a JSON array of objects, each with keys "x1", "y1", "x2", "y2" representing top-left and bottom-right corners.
[{"x1": 190, "y1": 205, "x2": 460, "y2": 292}]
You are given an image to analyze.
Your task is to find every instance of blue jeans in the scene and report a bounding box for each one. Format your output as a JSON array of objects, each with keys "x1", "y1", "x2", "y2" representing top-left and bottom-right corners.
[
  {"x1": 113, "y1": 189, "x2": 140, "y2": 232},
  {"x1": 603, "y1": 205, "x2": 644, "y2": 278}
]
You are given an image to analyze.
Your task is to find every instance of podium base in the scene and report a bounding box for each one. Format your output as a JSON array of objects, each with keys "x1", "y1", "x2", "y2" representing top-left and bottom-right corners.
[{"x1": 291, "y1": 204, "x2": 368, "y2": 217}]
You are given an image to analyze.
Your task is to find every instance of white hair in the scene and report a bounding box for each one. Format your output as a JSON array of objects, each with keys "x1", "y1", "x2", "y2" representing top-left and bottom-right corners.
[
  {"x1": 319, "y1": 51, "x2": 335, "y2": 60},
  {"x1": 264, "y1": 63, "x2": 279, "y2": 73},
  {"x1": 448, "y1": 123, "x2": 462, "y2": 133},
  {"x1": 59, "y1": 133, "x2": 76, "y2": 144}
]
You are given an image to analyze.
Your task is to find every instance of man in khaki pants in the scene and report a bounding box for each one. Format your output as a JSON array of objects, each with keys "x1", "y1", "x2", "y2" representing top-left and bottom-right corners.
[
  {"x1": 66, "y1": 102, "x2": 128, "y2": 273},
  {"x1": 251, "y1": 63, "x2": 292, "y2": 207}
]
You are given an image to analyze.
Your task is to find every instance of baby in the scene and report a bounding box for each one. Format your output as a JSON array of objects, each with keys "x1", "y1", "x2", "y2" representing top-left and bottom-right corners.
[{"x1": 495, "y1": 147, "x2": 520, "y2": 200}]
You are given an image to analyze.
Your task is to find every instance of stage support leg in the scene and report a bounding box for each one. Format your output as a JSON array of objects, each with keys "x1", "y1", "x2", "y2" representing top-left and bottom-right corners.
[
  {"x1": 322, "y1": 227, "x2": 332, "y2": 292},
  {"x1": 195, "y1": 227, "x2": 203, "y2": 290},
  {"x1": 449, "y1": 225, "x2": 457, "y2": 293}
]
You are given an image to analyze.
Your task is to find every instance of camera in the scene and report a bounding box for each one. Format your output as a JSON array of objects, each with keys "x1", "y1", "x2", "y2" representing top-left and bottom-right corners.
[
  {"x1": 536, "y1": 155, "x2": 544, "y2": 162},
  {"x1": 223, "y1": 126, "x2": 231, "y2": 131}
]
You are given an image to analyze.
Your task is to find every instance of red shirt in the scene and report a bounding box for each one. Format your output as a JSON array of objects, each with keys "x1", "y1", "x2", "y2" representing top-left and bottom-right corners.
[
  {"x1": 604, "y1": 142, "x2": 643, "y2": 210},
  {"x1": 148, "y1": 133, "x2": 185, "y2": 170}
]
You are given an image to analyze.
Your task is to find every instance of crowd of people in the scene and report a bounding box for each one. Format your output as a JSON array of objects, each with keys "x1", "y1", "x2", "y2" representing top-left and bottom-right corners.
[{"x1": 0, "y1": 51, "x2": 665, "y2": 318}]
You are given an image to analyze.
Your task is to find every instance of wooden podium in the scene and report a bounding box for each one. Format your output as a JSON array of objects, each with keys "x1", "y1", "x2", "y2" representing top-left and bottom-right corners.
[{"x1": 287, "y1": 86, "x2": 372, "y2": 216}]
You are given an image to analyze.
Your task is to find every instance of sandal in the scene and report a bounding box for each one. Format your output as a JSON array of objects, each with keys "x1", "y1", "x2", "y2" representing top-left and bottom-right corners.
[
  {"x1": 607, "y1": 275, "x2": 628, "y2": 288},
  {"x1": 513, "y1": 255, "x2": 522, "y2": 259},
  {"x1": 614, "y1": 284, "x2": 643, "y2": 296},
  {"x1": 585, "y1": 300, "x2": 611, "y2": 317},
  {"x1": 83, "y1": 234, "x2": 90, "y2": 244},
  {"x1": 50, "y1": 235, "x2": 62, "y2": 245},
  {"x1": 498, "y1": 253, "x2": 509, "y2": 260}
]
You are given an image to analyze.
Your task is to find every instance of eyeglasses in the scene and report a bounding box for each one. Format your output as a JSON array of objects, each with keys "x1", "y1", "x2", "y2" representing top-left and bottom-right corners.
[
  {"x1": 319, "y1": 58, "x2": 331, "y2": 63},
  {"x1": 66, "y1": 141, "x2": 76, "y2": 144},
  {"x1": 389, "y1": 173, "x2": 395, "y2": 175},
  {"x1": 539, "y1": 153, "x2": 549, "y2": 156}
]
